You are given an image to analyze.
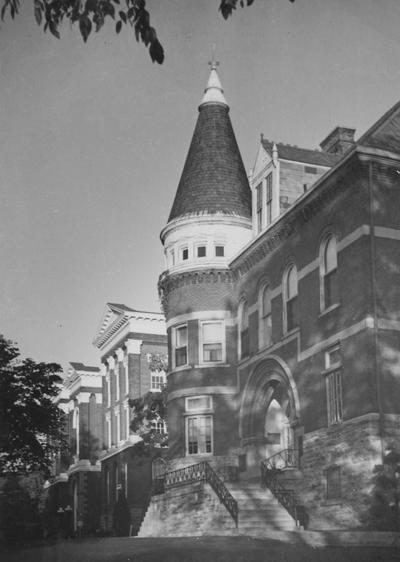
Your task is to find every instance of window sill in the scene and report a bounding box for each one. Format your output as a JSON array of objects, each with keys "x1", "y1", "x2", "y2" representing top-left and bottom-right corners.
[
  {"x1": 282, "y1": 327, "x2": 300, "y2": 339},
  {"x1": 319, "y1": 303, "x2": 340, "y2": 318},
  {"x1": 258, "y1": 341, "x2": 274, "y2": 353},
  {"x1": 195, "y1": 362, "x2": 229, "y2": 368},
  {"x1": 170, "y1": 365, "x2": 190, "y2": 373}
]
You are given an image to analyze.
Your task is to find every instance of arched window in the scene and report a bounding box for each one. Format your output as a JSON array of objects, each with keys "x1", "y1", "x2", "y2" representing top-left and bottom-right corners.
[
  {"x1": 259, "y1": 284, "x2": 272, "y2": 348},
  {"x1": 321, "y1": 235, "x2": 338, "y2": 310},
  {"x1": 284, "y1": 265, "x2": 298, "y2": 332},
  {"x1": 239, "y1": 300, "x2": 249, "y2": 359}
]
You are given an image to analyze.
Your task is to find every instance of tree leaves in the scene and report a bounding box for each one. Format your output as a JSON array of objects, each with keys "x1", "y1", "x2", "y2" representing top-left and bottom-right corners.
[
  {"x1": 1, "y1": 1, "x2": 294, "y2": 64},
  {"x1": 79, "y1": 14, "x2": 92, "y2": 42},
  {"x1": 0, "y1": 334, "x2": 65, "y2": 476}
]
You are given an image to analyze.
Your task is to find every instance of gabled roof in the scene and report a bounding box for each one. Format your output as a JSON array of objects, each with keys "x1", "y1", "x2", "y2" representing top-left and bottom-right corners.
[
  {"x1": 168, "y1": 68, "x2": 252, "y2": 222},
  {"x1": 262, "y1": 139, "x2": 340, "y2": 167},
  {"x1": 357, "y1": 99, "x2": 400, "y2": 153}
]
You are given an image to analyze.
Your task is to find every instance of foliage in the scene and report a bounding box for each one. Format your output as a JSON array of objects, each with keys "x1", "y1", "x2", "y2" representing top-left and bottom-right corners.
[
  {"x1": 0, "y1": 334, "x2": 66, "y2": 476},
  {"x1": 0, "y1": 1, "x2": 295, "y2": 64},
  {"x1": 129, "y1": 386, "x2": 167, "y2": 448},
  {"x1": 368, "y1": 445, "x2": 400, "y2": 531},
  {"x1": 147, "y1": 352, "x2": 168, "y2": 373}
]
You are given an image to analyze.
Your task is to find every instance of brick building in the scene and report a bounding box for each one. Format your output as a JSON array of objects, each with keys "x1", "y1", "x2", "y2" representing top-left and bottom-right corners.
[
  {"x1": 48, "y1": 305, "x2": 167, "y2": 537},
  {"x1": 139, "y1": 64, "x2": 400, "y2": 534},
  {"x1": 47, "y1": 362, "x2": 103, "y2": 536},
  {"x1": 92, "y1": 303, "x2": 167, "y2": 534}
]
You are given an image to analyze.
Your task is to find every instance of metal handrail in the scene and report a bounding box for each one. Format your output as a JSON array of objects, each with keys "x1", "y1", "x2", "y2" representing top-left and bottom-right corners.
[
  {"x1": 263, "y1": 448, "x2": 299, "y2": 470},
  {"x1": 261, "y1": 450, "x2": 300, "y2": 523},
  {"x1": 155, "y1": 461, "x2": 238, "y2": 527}
]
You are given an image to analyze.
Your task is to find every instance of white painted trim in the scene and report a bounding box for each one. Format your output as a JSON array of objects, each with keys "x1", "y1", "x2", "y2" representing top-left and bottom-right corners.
[
  {"x1": 166, "y1": 310, "x2": 234, "y2": 329},
  {"x1": 374, "y1": 226, "x2": 400, "y2": 241},
  {"x1": 185, "y1": 414, "x2": 214, "y2": 456},
  {"x1": 299, "y1": 317, "x2": 374, "y2": 362},
  {"x1": 75, "y1": 391, "x2": 103, "y2": 404},
  {"x1": 168, "y1": 385, "x2": 236, "y2": 402},
  {"x1": 238, "y1": 316, "x2": 375, "y2": 371},
  {"x1": 125, "y1": 339, "x2": 142, "y2": 354},
  {"x1": 198, "y1": 319, "x2": 226, "y2": 365},
  {"x1": 305, "y1": 412, "x2": 380, "y2": 439},
  {"x1": 298, "y1": 258, "x2": 319, "y2": 281},
  {"x1": 243, "y1": 225, "x2": 372, "y2": 311},
  {"x1": 100, "y1": 435, "x2": 143, "y2": 462},
  {"x1": 378, "y1": 318, "x2": 400, "y2": 331},
  {"x1": 338, "y1": 225, "x2": 370, "y2": 251}
]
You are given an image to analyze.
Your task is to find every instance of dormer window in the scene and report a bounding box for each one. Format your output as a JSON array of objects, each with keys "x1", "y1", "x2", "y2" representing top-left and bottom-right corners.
[
  {"x1": 266, "y1": 173, "x2": 273, "y2": 225},
  {"x1": 256, "y1": 183, "x2": 263, "y2": 233}
]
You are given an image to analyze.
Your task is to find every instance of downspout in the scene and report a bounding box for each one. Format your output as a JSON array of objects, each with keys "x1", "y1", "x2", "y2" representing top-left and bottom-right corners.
[{"x1": 368, "y1": 160, "x2": 385, "y2": 461}]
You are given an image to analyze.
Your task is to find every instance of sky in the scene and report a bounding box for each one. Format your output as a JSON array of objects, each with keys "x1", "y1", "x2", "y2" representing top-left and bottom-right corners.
[{"x1": 1, "y1": 0, "x2": 400, "y2": 371}]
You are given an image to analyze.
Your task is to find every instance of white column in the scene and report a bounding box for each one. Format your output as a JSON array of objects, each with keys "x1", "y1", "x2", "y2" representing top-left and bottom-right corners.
[
  {"x1": 115, "y1": 349, "x2": 124, "y2": 402},
  {"x1": 106, "y1": 356, "x2": 115, "y2": 406}
]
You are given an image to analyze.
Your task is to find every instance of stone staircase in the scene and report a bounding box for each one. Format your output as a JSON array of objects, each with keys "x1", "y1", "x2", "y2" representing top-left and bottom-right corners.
[{"x1": 228, "y1": 481, "x2": 298, "y2": 535}]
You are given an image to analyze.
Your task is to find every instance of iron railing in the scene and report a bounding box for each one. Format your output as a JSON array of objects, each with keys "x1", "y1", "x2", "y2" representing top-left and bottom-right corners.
[
  {"x1": 155, "y1": 461, "x2": 238, "y2": 527},
  {"x1": 261, "y1": 449, "x2": 300, "y2": 523},
  {"x1": 262, "y1": 448, "x2": 299, "y2": 471}
]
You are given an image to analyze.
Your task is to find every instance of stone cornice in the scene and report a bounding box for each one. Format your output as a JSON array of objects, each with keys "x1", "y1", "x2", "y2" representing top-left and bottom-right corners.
[
  {"x1": 160, "y1": 212, "x2": 251, "y2": 243},
  {"x1": 158, "y1": 268, "x2": 235, "y2": 313}
]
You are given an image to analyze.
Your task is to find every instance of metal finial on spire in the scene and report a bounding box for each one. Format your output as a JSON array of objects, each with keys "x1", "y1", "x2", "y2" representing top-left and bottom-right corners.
[{"x1": 208, "y1": 44, "x2": 219, "y2": 70}]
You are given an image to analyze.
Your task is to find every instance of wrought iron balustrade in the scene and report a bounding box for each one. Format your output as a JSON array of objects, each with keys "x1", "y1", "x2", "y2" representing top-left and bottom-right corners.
[
  {"x1": 261, "y1": 449, "x2": 300, "y2": 524},
  {"x1": 153, "y1": 461, "x2": 238, "y2": 527},
  {"x1": 263, "y1": 448, "x2": 299, "y2": 471}
]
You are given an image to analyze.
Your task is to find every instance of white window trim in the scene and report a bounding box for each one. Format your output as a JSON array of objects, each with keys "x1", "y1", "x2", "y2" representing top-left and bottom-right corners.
[
  {"x1": 180, "y1": 245, "x2": 189, "y2": 262},
  {"x1": 185, "y1": 395, "x2": 213, "y2": 413},
  {"x1": 258, "y1": 283, "x2": 272, "y2": 350},
  {"x1": 195, "y1": 241, "x2": 208, "y2": 259},
  {"x1": 283, "y1": 263, "x2": 298, "y2": 334},
  {"x1": 199, "y1": 320, "x2": 225, "y2": 365},
  {"x1": 324, "y1": 344, "x2": 343, "y2": 426},
  {"x1": 185, "y1": 414, "x2": 214, "y2": 456},
  {"x1": 172, "y1": 323, "x2": 188, "y2": 369},
  {"x1": 319, "y1": 234, "x2": 338, "y2": 313},
  {"x1": 150, "y1": 370, "x2": 166, "y2": 391}
]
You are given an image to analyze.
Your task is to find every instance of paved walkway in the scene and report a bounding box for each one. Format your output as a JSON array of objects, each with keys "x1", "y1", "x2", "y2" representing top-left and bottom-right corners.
[{"x1": 1, "y1": 536, "x2": 400, "y2": 562}]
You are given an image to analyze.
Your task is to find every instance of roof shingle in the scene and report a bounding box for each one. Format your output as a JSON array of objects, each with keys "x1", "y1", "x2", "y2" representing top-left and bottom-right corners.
[
  {"x1": 168, "y1": 103, "x2": 252, "y2": 221},
  {"x1": 262, "y1": 139, "x2": 340, "y2": 167}
]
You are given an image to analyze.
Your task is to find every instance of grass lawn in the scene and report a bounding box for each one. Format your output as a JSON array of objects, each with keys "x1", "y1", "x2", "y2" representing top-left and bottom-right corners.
[{"x1": 1, "y1": 536, "x2": 399, "y2": 562}]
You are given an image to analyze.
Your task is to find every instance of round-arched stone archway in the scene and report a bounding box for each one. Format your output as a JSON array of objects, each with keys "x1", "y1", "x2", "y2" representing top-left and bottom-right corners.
[{"x1": 239, "y1": 356, "x2": 301, "y2": 478}]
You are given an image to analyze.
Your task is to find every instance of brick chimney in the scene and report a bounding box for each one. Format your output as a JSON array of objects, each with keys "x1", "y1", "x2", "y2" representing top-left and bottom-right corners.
[{"x1": 319, "y1": 126, "x2": 356, "y2": 156}]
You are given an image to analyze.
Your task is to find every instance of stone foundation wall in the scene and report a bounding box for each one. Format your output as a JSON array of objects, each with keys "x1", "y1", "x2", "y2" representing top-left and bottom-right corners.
[
  {"x1": 290, "y1": 414, "x2": 383, "y2": 530},
  {"x1": 139, "y1": 482, "x2": 237, "y2": 537}
]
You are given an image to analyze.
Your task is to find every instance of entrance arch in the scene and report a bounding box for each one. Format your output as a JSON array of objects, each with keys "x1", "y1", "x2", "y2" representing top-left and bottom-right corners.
[{"x1": 239, "y1": 356, "x2": 301, "y2": 476}]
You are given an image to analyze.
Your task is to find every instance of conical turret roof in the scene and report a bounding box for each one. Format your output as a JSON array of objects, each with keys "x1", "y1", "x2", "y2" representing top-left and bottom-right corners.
[{"x1": 168, "y1": 66, "x2": 252, "y2": 222}]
